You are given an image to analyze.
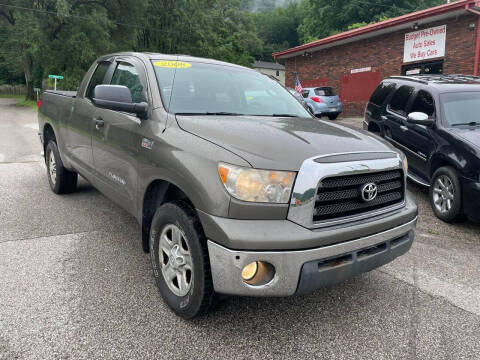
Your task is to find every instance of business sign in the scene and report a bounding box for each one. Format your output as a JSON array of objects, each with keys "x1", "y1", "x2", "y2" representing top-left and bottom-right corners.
[
  {"x1": 403, "y1": 25, "x2": 446, "y2": 63},
  {"x1": 351, "y1": 67, "x2": 371, "y2": 74}
]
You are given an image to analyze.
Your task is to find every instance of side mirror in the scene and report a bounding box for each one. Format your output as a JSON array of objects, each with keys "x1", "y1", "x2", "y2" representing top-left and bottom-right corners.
[
  {"x1": 407, "y1": 112, "x2": 434, "y2": 126},
  {"x1": 92, "y1": 85, "x2": 148, "y2": 119}
]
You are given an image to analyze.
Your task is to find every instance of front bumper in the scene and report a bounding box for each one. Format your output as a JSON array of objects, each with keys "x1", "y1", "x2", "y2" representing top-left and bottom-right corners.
[
  {"x1": 207, "y1": 217, "x2": 416, "y2": 296},
  {"x1": 461, "y1": 177, "x2": 480, "y2": 221}
]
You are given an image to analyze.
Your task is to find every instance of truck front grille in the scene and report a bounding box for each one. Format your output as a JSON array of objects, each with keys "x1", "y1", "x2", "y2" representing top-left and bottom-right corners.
[{"x1": 313, "y1": 169, "x2": 404, "y2": 223}]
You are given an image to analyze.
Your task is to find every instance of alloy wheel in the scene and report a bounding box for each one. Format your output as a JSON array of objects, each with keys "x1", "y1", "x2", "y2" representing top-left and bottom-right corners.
[
  {"x1": 159, "y1": 224, "x2": 193, "y2": 297},
  {"x1": 432, "y1": 175, "x2": 454, "y2": 213},
  {"x1": 48, "y1": 151, "x2": 57, "y2": 185}
]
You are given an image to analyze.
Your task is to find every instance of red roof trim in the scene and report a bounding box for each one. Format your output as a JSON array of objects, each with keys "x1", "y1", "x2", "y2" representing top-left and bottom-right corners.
[{"x1": 273, "y1": 0, "x2": 475, "y2": 59}]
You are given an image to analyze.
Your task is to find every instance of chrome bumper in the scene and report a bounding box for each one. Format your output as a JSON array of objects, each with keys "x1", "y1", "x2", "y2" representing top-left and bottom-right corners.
[{"x1": 207, "y1": 217, "x2": 417, "y2": 296}]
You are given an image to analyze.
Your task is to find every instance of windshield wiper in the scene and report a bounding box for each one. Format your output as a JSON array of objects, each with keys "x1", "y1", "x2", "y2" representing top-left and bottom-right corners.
[
  {"x1": 175, "y1": 112, "x2": 245, "y2": 116},
  {"x1": 250, "y1": 114, "x2": 299, "y2": 117},
  {"x1": 452, "y1": 121, "x2": 480, "y2": 126}
]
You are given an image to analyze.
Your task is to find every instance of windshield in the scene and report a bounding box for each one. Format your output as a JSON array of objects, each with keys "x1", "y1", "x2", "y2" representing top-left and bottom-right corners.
[
  {"x1": 314, "y1": 87, "x2": 335, "y2": 96},
  {"x1": 152, "y1": 60, "x2": 310, "y2": 117},
  {"x1": 441, "y1": 92, "x2": 480, "y2": 126}
]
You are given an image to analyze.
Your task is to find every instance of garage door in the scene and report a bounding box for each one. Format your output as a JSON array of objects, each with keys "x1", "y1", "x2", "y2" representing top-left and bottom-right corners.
[{"x1": 340, "y1": 70, "x2": 382, "y2": 116}]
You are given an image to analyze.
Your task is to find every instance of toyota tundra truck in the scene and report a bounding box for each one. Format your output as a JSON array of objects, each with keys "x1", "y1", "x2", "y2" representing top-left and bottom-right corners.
[{"x1": 38, "y1": 53, "x2": 417, "y2": 318}]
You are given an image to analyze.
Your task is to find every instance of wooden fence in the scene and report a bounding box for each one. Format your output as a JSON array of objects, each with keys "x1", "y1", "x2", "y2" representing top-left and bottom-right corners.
[{"x1": 0, "y1": 85, "x2": 27, "y2": 95}]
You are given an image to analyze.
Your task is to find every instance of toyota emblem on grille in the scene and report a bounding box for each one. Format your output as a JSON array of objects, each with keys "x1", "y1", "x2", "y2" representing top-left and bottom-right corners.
[{"x1": 361, "y1": 182, "x2": 378, "y2": 202}]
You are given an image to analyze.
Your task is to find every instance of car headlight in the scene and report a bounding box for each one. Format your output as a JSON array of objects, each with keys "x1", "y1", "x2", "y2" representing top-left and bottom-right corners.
[{"x1": 218, "y1": 163, "x2": 296, "y2": 203}]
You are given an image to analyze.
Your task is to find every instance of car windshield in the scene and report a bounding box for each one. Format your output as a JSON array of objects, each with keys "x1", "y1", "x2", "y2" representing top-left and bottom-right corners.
[
  {"x1": 152, "y1": 60, "x2": 310, "y2": 117},
  {"x1": 441, "y1": 92, "x2": 480, "y2": 126},
  {"x1": 314, "y1": 87, "x2": 335, "y2": 96}
]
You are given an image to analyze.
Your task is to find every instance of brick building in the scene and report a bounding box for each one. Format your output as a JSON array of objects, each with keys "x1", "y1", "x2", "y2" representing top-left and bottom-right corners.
[{"x1": 273, "y1": 0, "x2": 480, "y2": 116}]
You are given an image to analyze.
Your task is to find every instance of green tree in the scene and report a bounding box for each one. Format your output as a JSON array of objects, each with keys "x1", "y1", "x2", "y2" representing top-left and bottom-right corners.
[
  {"x1": 252, "y1": 1, "x2": 305, "y2": 60},
  {"x1": 297, "y1": 0, "x2": 444, "y2": 44},
  {"x1": 138, "y1": 0, "x2": 261, "y2": 67}
]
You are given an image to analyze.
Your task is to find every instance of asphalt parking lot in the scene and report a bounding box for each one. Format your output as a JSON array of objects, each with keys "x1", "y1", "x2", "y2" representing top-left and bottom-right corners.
[{"x1": 1, "y1": 98, "x2": 479, "y2": 360}]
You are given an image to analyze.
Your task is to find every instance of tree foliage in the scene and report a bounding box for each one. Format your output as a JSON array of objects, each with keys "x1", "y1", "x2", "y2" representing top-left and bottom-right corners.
[
  {"x1": 0, "y1": 0, "x2": 445, "y2": 97},
  {"x1": 297, "y1": 0, "x2": 443, "y2": 43}
]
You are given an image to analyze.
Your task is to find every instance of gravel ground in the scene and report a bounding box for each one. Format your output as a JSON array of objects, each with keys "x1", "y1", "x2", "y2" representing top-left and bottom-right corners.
[{"x1": 1, "y1": 99, "x2": 479, "y2": 360}]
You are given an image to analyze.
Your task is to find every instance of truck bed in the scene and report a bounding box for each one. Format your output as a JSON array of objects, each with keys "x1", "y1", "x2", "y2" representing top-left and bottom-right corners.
[
  {"x1": 40, "y1": 90, "x2": 78, "y2": 130},
  {"x1": 44, "y1": 90, "x2": 77, "y2": 98}
]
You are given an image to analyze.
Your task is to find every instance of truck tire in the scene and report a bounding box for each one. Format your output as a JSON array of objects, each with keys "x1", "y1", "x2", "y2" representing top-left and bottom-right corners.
[
  {"x1": 149, "y1": 200, "x2": 216, "y2": 319},
  {"x1": 45, "y1": 140, "x2": 78, "y2": 194},
  {"x1": 429, "y1": 166, "x2": 462, "y2": 222}
]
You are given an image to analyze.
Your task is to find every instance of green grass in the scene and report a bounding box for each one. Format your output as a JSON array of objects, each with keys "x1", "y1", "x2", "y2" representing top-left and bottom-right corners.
[
  {"x1": 0, "y1": 94, "x2": 24, "y2": 99},
  {"x1": 0, "y1": 94, "x2": 38, "y2": 110},
  {"x1": 16, "y1": 98, "x2": 38, "y2": 110}
]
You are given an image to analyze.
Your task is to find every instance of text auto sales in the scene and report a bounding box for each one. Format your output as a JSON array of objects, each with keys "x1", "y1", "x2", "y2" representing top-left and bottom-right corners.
[{"x1": 405, "y1": 26, "x2": 446, "y2": 60}]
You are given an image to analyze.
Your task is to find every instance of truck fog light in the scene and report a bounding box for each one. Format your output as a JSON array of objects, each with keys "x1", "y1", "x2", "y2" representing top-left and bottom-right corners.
[
  {"x1": 241, "y1": 261, "x2": 275, "y2": 286},
  {"x1": 241, "y1": 262, "x2": 258, "y2": 281}
]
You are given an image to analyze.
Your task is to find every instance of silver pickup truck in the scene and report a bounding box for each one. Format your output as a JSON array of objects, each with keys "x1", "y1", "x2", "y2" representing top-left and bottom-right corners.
[{"x1": 38, "y1": 52, "x2": 417, "y2": 318}]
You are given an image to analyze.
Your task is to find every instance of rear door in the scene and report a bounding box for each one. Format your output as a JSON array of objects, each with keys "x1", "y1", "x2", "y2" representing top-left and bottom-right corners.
[
  {"x1": 67, "y1": 61, "x2": 113, "y2": 176},
  {"x1": 384, "y1": 85, "x2": 415, "y2": 152},
  {"x1": 402, "y1": 89, "x2": 437, "y2": 179},
  {"x1": 92, "y1": 57, "x2": 148, "y2": 211}
]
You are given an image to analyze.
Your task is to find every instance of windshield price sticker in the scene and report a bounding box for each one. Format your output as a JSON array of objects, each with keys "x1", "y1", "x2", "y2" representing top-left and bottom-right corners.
[{"x1": 154, "y1": 61, "x2": 192, "y2": 69}]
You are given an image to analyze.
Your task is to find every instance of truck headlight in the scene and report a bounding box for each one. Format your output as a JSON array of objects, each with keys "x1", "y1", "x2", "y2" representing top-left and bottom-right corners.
[{"x1": 218, "y1": 163, "x2": 296, "y2": 203}]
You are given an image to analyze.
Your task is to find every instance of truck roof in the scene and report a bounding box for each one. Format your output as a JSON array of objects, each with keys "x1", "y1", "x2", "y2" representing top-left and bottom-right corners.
[{"x1": 96, "y1": 52, "x2": 249, "y2": 70}]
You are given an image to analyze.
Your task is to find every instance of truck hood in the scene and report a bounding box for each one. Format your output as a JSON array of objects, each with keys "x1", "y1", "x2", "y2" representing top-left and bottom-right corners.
[
  {"x1": 449, "y1": 127, "x2": 480, "y2": 149},
  {"x1": 176, "y1": 115, "x2": 397, "y2": 170}
]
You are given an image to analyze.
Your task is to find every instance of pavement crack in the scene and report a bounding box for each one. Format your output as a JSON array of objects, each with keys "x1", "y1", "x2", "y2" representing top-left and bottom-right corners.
[
  {"x1": 0, "y1": 160, "x2": 42, "y2": 164},
  {"x1": 407, "y1": 258, "x2": 419, "y2": 360},
  {"x1": 0, "y1": 230, "x2": 99, "y2": 244},
  {"x1": 377, "y1": 269, "x2": 480, "y2": 318}
]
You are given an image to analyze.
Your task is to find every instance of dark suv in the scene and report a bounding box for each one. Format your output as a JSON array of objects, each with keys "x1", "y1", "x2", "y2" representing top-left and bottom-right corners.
[{"x1": 364, "y1": 75, "x2": 480, "y2": 223}]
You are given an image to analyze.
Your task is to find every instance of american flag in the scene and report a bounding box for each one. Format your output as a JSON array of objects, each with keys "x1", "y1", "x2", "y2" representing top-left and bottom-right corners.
[{"x1": 295, "y1": 77, "x2": 303, "y2": 94}]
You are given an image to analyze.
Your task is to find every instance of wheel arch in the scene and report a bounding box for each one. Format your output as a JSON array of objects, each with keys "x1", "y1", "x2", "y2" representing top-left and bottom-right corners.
[
  {"x1": 367, "y1": 121, "x2": 381, "y2": 134},
  {"x1": 428, "y1": 152, "x2": 462, "y2": 179},
  {"x1": 42, "y1": 122, "x2": 57, "y2": 159},
  {"x1": 141, "y1": 178, "x2": 196, "y2": 253}
]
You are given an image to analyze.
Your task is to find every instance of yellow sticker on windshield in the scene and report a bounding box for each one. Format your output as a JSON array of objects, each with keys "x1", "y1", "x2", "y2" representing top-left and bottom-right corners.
[{"x1": 154, "y1": 61, "x2": 191, "y2": 69}]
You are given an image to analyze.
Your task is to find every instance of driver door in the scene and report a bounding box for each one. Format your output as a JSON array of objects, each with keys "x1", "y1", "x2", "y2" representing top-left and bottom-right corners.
[{"x1": 91, "y1": 57, "x2": 148, "y2": 212}]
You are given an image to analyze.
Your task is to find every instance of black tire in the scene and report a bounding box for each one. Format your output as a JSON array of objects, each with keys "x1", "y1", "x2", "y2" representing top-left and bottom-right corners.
[
  {"x1": 149, "y1": 200, "x2": 216, "y2": 319},
  {"x1": 45, "y1": 141, "x2": 77, "y2": 194},
  {"x1": 328, "y1": 114, "x2": 339, "y2": 120},
  {"x1": 429, "y1": 166, "x2": 462, "y2": 222}
]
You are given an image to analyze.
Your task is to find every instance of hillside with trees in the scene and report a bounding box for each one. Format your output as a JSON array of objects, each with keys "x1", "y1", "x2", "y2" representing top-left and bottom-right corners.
[{"x1": 0, "y1": 0, "x2": 443, "y2": 99}]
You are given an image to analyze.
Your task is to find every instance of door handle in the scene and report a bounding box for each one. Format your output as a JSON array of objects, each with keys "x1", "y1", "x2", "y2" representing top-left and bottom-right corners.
[
  {"x1": 93, "y1": 117, "x2": 104, "y2": 130},
  {"x1": 381, "y1": 115, "x2": 388, "y2": 121},
  {"x1": 400, "y1": 125, "x2": 408, "y2": 132}
]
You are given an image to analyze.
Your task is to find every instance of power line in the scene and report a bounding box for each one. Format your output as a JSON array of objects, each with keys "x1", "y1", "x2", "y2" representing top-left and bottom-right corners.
[
  {"x1": 0, "y1": 2, "x2": 178, "y2": 34},
  {"x1": 352, "y1": 0, "x2": 409, "y2": 10}
]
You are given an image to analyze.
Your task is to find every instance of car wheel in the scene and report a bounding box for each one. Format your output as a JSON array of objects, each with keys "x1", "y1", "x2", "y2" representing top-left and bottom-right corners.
[
  {"x1": 150, "y1": 200, "x2": 216, "y2": 319},
  {"x1": 429, "y1": 166, "x2": 462, "y2": 222},
  {"x1": 328, "y1": 114, "x2": 339, "y2": 120},
  {"x1": 45, "y1": 140, "x2": 77, "y2": 194}
]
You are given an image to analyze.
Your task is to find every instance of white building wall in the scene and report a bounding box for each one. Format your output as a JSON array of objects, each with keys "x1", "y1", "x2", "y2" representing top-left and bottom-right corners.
[{"x1": 254, "y1": 68, "x2": 286, "y2": 85}]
